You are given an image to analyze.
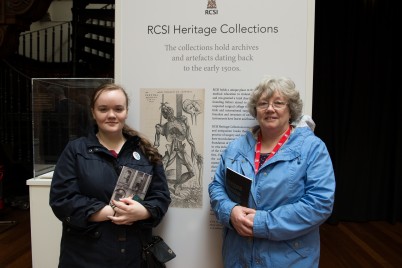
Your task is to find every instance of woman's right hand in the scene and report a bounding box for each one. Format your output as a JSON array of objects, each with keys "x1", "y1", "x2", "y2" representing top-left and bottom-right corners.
[{"x1": 89, "y1": 204, "x2": 115, "y2": 222}]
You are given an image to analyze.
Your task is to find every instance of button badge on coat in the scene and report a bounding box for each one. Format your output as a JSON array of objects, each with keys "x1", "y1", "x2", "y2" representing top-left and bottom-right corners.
[{"x1": 133, "y1": 151, "x2": 140, "y2": 160}]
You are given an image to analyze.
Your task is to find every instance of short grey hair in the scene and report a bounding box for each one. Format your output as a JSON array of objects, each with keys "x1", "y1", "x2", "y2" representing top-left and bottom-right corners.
[{"x1": 247, "y1": 76, "x2": 303, "y2": 123}]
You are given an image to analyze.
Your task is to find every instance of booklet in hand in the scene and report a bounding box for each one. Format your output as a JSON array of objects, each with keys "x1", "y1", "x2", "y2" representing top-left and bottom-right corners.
[
  {"x1": 110, "y1": 166, "x2": 152, "y2": 204},
  {"x1": 225, "y1": 167, "x2": 251, "y2": 207}
]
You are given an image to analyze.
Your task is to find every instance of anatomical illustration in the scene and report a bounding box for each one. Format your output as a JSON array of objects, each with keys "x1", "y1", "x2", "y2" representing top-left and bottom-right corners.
[{"x1": 141, "y1": 89, "x2": 204, "y2": 208}]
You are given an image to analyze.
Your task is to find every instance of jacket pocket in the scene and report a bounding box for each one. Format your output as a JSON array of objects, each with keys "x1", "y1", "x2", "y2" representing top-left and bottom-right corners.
[{"x1": 284, "y1": 237, "x2": 312, "y2": 257}]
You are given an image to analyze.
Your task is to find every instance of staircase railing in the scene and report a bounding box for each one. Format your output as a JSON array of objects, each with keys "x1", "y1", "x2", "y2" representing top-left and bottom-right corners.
[
  {"x1": 18, "y1": 22, "x2": 72, "y2": 63},
  {"x1": 72, "y1": 3, "x2": 115, "y2": 76},
  {"x1": 16, "y1": 3, "x2": 115, "y2": 65}
]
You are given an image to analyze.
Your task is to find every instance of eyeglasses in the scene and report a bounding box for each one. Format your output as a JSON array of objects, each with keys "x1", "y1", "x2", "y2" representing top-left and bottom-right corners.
[{"x1": 256, "y1": 101, "x2": 288, "y2": 110}]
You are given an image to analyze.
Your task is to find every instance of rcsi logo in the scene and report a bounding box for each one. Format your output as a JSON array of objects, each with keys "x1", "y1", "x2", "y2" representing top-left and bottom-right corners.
[{"x1": 205, "y1": 0, "x2": 218, "y2": 15}]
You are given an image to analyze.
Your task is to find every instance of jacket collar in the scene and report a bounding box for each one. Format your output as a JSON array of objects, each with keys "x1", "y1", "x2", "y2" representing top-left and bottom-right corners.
[{"x1": 242, "y1": 126, "x2": 314, "y2": 162}]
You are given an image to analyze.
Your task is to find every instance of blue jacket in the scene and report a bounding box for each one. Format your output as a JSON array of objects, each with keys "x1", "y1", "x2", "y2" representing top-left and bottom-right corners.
[
  {"x1": 209, "y1": 126, "x2": 335, "y2": 268},
  {"x1": 49, "y1": 129, "x2": 171, "y2": 268}
]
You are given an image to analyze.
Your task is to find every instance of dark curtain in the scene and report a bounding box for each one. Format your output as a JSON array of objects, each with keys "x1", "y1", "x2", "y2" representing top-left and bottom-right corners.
[{"x1": 313, "y1": 1, "x2": 402, "y2": 222}]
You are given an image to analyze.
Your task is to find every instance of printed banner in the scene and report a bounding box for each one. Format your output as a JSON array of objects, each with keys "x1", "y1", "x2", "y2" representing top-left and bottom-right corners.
[{"x1": 116, "y1": 1, "x2": 315, "y2": 267}]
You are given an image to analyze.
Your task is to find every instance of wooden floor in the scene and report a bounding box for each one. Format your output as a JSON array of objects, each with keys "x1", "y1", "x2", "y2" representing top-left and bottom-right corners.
[
  {"x1": 320, "y1": 221, "x2": 402, "y2": 267},
  {"x1": 0, "y1": 206, "x2": 32, "y2": 268},
  {"x1": 1, "y1": 207, "x2": 402, "y2": 268}
]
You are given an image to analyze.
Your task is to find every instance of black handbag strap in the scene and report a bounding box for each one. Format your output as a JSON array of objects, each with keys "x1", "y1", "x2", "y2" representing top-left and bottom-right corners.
[
  {"x1": 141, "y1": 235, "x2": 162, "y2": 250},
  {"x1": 104, "y1": 155, "x2": 123, "y2": 177},
  {"x1": 139, "y1": 231, "x2": 149, "y2": 247}
]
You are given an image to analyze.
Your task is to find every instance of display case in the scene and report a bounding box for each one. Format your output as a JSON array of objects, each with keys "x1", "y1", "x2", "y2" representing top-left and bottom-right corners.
[{"x1": 31, "y1": 78, "x2": 113, "y2": 177}]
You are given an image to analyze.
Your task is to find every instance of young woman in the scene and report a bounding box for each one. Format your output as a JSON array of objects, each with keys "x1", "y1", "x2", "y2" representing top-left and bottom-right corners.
[{"x1": 50, "y1": 83, "x2": 171, "y2": 267}]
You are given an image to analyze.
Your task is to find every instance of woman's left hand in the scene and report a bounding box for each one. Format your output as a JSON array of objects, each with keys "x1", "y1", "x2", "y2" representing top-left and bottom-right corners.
[
  {"x1": 108, "y1": 198, "x2": 151, "y2": 225},
  {"x1": 230, "y1": 205, "x2": 255, "y2": 237}
]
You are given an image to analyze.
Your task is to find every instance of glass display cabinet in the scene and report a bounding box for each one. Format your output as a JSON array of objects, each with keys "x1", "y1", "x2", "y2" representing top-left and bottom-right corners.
[{"x1": 31, "y1": 78, "x2": 113, "y2": 177}]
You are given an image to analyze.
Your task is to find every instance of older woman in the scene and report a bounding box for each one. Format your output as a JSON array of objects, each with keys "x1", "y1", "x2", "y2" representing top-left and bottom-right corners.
[{"x1": 209, "y1": 76, "x2": 335, "y2": 268}]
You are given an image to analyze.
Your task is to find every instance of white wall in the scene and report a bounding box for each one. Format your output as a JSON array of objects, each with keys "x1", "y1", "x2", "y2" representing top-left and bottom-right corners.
[{"x1": 115, "y1": 1, "x2": 316, "y2": 267}]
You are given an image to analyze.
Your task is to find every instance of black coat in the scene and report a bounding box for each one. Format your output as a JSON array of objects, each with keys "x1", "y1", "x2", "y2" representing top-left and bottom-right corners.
[{"x1": 49, "y1": 129, "x2": 171, "y2": 268}]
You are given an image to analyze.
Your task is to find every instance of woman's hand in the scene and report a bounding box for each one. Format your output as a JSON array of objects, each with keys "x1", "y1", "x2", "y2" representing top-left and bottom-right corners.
[
  {"x1": 108, "y1": 198, "x2": 151, "y2": 225},
  {"x1": 230, "y1": 205, "x2": 256, "y2": 237},
  {"x1": 88, "y1": 204, "x2": 115, "y2": 222}
]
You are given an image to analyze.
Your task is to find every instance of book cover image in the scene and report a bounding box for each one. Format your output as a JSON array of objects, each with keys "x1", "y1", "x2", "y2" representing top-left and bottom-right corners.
[
  {"x1": 225, "y1": 167, "x2": 252, "y2": 207},
  {"x1": 110, "y1": 166, "x2": 152, "y2": 203}
]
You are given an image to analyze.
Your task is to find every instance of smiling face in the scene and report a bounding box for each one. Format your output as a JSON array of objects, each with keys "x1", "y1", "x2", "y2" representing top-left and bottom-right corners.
[
  {"x1": 256, "y1": 91, "x2": 291, "y2": 134},
  {"x1": 91, "y1": 88, "x2": 128, "y2": 136}
]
